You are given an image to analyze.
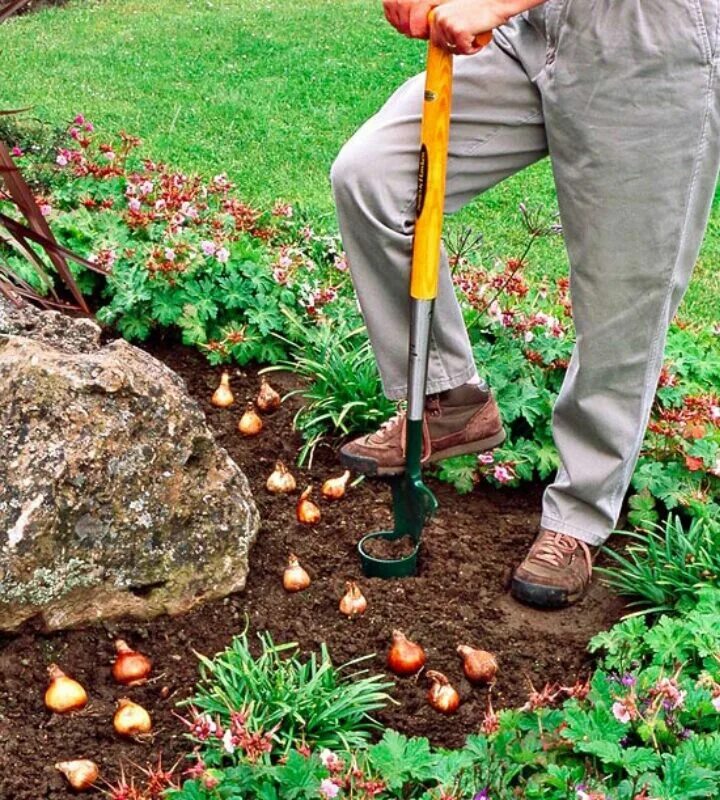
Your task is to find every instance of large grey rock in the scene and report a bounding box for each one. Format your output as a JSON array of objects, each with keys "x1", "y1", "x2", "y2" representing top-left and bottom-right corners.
[{"x1": 0, "y1": 298, "x2": 259, "y2": 631}]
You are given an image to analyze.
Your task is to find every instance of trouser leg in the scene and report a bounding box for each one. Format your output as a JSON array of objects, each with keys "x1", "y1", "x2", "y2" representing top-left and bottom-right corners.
[
  {"x1": 540, "y1": 0, "x2": 720, "y2": 544},
  {"x1": 331, "y1": 21, "x2": 547, "y2": 400}
]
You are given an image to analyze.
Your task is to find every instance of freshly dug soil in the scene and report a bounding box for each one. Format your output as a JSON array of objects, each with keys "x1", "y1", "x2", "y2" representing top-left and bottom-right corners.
[
  {"x1": 0, "y1": 336, "x2": 626, "y2": 798},
  {"x1": 361, "y1": 535, "x2": 418, "y2": 560}
]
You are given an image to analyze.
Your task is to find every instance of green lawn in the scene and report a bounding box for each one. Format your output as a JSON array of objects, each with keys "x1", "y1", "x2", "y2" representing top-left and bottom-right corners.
[{"x1": 0, "y1": 0, "x2": 717, "y2": 324}]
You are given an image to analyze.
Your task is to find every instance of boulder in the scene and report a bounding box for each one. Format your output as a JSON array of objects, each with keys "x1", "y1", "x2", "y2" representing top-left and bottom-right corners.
[{"x1": 0, "y1": 297, "x2": 260, "y2": 631}]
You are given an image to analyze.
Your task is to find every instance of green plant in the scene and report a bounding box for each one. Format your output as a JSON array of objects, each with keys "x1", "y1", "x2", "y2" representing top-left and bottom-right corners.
[
  {"x1": 267, "y1": 315, "x2": 396, "y2": 466},
  {"x1": 180, "y1": 631, "x2": 393, "y2": 757},
  {"x1": 0, "y1": 124, "x2": 103, "y2": 310},
  {"x1": 597, "y1": 516, "x2": 720, "y2": 613}
]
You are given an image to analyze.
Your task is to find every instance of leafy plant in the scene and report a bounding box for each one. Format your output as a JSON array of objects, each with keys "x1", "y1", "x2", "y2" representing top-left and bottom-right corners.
[
  {"x1": 181, "y1": 631, "x2": 393, "y2": 757},
  {"x1": 267, "y1": 314, "x2": 396, "y2": 466},
  {"x1": 597, "y1": 516, "x2": 720, "y2": 613},
  {"x1": 0, "y1": 123, "x2": 105, "y2": 310}
]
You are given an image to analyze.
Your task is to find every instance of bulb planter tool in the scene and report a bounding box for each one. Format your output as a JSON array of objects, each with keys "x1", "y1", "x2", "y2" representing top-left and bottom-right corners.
[{"x1": 358, "y1": 24, "x2": 492, "y2": 579}]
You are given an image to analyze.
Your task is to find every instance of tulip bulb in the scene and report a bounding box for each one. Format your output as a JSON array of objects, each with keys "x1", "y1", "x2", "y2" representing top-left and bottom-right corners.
[
  {"x1": 321, "y1": 470, "x2": 351, "y2": 500},
  {"x1": 238, "y1": 403, "x2": 263, "y2": 436},
  {"x1": 113, "y1": 698, "x2": 152, "y2": 736},
  {"x1": 283, "y1": 554, "x2": 311, "y2": 592},
  {"x1": 256, "y1": 376, "x2": 281, "y2": 412},
  {"x1": 457, "y1": 645, "x2": 498, "y2": 684},
  {"x1": 112, "y1": 639, "x2": 152, "y2": 686},
  {"x1": 386, "y1": 630, "x2": 426, "y2": 676},
  {"x1": 55, "y1": 760, "x2": 99, "y2": 791},
  {"x1": 339, "y1": 581, "x2": 367, "y2": 617},
  {"x1": 211, "y1": 372, "x2": 234, "y2": 408},
  {"x1": 427, "y1": 670, "x2": 460, "y2": 714},
  {"x1": 45, "y1": 664, "x2": 88, "y2": 714},
  {"x1": 296, "y1": 486, "x2": 321, "y2": 524},
  {"x1": 266, "y1": 461, "x2": 297, "y2": 494}
]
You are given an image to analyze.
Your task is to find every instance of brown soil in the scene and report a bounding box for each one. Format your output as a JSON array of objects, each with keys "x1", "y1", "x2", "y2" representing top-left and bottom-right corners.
[
  {"x1": 0, "y1": 337, "x2": 626, "y2": 798},
  {"x1": 362, "y1": 535, "x2": 418, "y2": 560}
]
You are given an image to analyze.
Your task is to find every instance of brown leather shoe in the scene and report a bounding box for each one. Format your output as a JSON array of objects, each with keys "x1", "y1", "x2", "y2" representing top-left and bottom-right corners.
[
  {"x1": 511, "y1": 529, "x2": 594, "y2": 609},
  {"x1": 339, "y1": 383, "x2": 505, "y2": 476}
]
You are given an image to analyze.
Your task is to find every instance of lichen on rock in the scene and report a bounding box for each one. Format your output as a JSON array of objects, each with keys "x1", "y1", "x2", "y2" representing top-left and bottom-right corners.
[{"x1": 0, "y1": 297, "x2": 260, "y2": 631}]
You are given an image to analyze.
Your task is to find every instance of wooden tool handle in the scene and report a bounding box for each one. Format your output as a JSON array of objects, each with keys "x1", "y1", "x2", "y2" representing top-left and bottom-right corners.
[{"x1": 409, "y1": 18, "x2": 492, "y2": 301}]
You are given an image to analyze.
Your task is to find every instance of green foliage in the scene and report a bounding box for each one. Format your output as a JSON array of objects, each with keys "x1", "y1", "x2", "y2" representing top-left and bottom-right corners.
[
  {"x1": 267, "y1": 315, "x2": 396, "y2": 465},
  {"x1": 181, "y1": 631, "x2": 393, "y2": 757},
  {"x1": 167, "y1": 593, "x2": 720, "y2": 800},
  {"x1": 3, "y1": 118, "x2": 718, "y2": 522},
  {"x1": 597, "y1": 516, "x2": 720, "y2": 612}
]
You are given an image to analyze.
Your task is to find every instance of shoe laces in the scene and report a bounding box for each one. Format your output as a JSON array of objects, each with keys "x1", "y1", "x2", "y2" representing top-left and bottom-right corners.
[
  {"x1": 367, "y1": 405, "x2": 405, "y2": 443},
  {"x1": 531, "y1": 532, "x2": 581, "y2": 568}
]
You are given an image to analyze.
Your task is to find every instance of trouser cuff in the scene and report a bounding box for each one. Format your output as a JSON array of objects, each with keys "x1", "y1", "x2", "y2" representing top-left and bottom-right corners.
[{"x1": 383, "y1": 364, "x2": 479, "y2": 401}]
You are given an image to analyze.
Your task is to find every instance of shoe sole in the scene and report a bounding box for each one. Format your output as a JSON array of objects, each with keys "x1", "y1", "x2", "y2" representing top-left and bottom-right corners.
[
  {"x1": 339, "y1": 428, "x2": 507, "y2": 477},
  {"x1": 510, "y1": 576, "x2": 584, "y2": 609}
]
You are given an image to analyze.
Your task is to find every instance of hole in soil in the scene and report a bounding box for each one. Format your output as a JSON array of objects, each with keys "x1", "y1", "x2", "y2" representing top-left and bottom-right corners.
[{"x1": 362, "y1": 535, "x2": 416, "y2": 560}]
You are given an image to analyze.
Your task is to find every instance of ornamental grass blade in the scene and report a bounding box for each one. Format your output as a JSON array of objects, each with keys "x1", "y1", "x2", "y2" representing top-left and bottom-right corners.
[
  {"x1": 0, "y1": 141, "x2": 105, "y2": 312},
  {"x1": 0, "y1": 0, "x2": 32, "y2": 24}
]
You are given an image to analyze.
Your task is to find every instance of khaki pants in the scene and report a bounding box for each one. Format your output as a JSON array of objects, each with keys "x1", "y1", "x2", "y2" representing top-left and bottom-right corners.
[{"x1": 331, "y1": 0, "x2": 720, "y2": 544}]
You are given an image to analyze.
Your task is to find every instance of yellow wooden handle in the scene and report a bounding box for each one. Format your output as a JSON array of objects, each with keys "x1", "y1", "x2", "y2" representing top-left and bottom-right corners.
[{"x1": 409, "y1": 19, "x2": 493, "y2": 301}]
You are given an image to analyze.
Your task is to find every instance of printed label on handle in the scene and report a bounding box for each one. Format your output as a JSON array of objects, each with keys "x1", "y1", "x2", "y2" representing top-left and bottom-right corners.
[{"x1": 415, "y1": 144, "x2": 428, "y2": 218}]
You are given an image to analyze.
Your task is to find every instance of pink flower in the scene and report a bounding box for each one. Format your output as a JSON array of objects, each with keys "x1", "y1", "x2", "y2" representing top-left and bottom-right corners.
[
  {"x1": 10, "y1": 145, "x2": 23, "y2": 157},
  {"x1": 712, "y1": 693, "x2": 720, "y2": 712},
  {"x1": 84, "y1": 121, "x2": 94, "y2": 132},
  {"x1": 478, "y1": 452, "x2": 494, "y2": 465},
  {"x1": 139, "y1": 180, "x2": 154, "y2": 196},
  {"x1": 272, "y1": 201, "x2": 294, "y2": 218},
  {"x1": 103, "y1": 150, "x2": 116, "y2": 162},
  {"x1": 493, "y1": 464, "x2": 515, "y2": 484},
  {"x1": 201, "y1": 240, "x2": 217, "y2": 257},
  {"x1": 334, "y1": 253, "x2": 348, "y2": 271},
  {"x1": 216, "y1": 246, "x2": 230, "y2": 264},
  {"x1": 164, "y1": 248, "x2": 176, "y2": 262},
  {"x1": 69, "y1": 127, "x2": 81, "y2": 140},
  {"x1": 273, "y1": 267, "x2": 288, "y2": 284},
  {"x1": 128, "y1": 198, "x2": 141, "y2": 212},
  {"x1": 73, "y1": 114, "x2": 85, "y2": 124},
  {"x1": 319, "y1": 778, "x2": 340, "y2": 799},
  {"x1": 612, "y1": 700, "x2": 632, "y2": 724},
  {"x1": 300, "y1": 225, "x2": 313, "y2": 240},
  {"x1": 524, "y1": 331, "x2": 534, "y2": 343},
  {"x1": 710, "y1": 405, "x2": 720, "y2": 422},
  {"x1": 39, "y1": 203, "x2": 52, "y2": 217},
  {"x1": 212, "y1": 173, "x2": 230, "y2": 190},
  {"x1": 181, "y1": 201, "x2": 198, "y2": 220},
  {"x1": 154, "y1": 199, "x2": 166, "y2": 211},
  {"x1": 319, "y1": 749, "x2": 341, "y2": 769}
]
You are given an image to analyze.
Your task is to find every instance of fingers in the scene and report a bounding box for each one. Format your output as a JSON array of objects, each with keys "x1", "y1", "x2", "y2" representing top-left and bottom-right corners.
[
  {"x1": 430, "y1": 6, "x2": 481, "y2": 55},
  {"x1": 383, "y1": 0, "x2": 434, "y2": 38},
  {"x1": 383, "y1": 0, "x2": 401, "y2": 31},
  {"x1": 408, "y1": 2, "x2": 432, "y2": 38}
]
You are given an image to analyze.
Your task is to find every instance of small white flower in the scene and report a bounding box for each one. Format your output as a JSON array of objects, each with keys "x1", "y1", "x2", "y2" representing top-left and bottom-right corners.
[{"x1": 222, "y1": 728, "x2": 236, "y2": 754}]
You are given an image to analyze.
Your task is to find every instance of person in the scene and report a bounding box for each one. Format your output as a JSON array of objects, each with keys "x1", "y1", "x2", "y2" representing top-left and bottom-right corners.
[{"x1": 331, "y1": 0, "x2": 720, "y2": 608}]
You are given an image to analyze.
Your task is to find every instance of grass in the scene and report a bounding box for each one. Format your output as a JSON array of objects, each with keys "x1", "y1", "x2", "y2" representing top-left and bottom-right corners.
[{"x1": 0, "y1": 0, "x2": 718, "y2": 324}]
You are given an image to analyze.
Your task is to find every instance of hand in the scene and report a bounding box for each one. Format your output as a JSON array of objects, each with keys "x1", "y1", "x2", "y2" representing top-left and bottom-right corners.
[
  {"x1": 430, "y1": 0, "x2": 508, "y2": 54},
  {"x1": 382, "y1": 0, "x2": 438, "y2": 39}
]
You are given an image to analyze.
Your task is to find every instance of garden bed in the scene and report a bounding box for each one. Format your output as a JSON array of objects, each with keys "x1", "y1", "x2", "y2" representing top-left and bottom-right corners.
[{"x1": 0, "y1": 336, "x2": 626, "y2": 799}]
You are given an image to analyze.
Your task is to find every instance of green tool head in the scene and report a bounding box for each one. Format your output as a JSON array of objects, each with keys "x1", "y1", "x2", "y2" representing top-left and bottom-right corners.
[{"x1": 358, "y1": 474, "x2": 438, "y2": 578}]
